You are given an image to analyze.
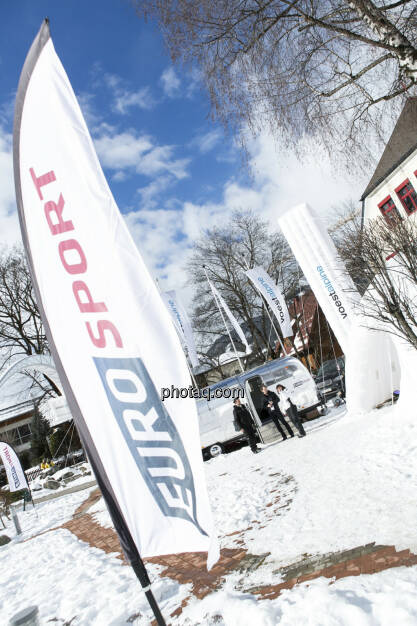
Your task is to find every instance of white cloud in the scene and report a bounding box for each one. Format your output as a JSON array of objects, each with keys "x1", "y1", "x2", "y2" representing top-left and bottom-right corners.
[
  {"x1": 190, "y1": 129, "x2": 223, "y2": 154},
  {"x1": 160, "y1": 67, "x2": 181, "y2": 98},
  {"x1": 103, "y1": 72, "x2": 122, "y2": 90},
  {"x1": 184, "y1": 67, "x2": 202, "y2": 99},
  {"x1": 137, "y1": 176, "x2": 173, "y2": 210},
  {"x1": 124, "y1": 207, "x2": 188, "y2": 280},
  {"x1": 112, "y1": 170, "x2": 128, "y2": 182},
  {"x1": 246, "y1": 133, "x2": 367, "y2": 223},
  {"x1": 123, "y1": 131, "x2": 366, "y2": 311},
  {"x1": 94, "y1": 70, "x2": 156, "y2": 115},
  {"x1": 94, "y1": 128, "x2": 190, "y2": 180},
  {"x1": 138, "y1": 145, "x2": 189, "y2": 179},
  {"x1": 0, "y1": 127, "x2": 21, "y2": 248},
  {"x1": 94, "y1": 131, "x2": 152, "y2": 169},
  {"x1": 0, "y1": 94, "x2": 15, "y2": 127},
  {"x1": 77, "y1": 92, "x2": 102, "y2": 127},
  {"x1": 113, "y1": 87, "x2": 155, "y2": 114}
]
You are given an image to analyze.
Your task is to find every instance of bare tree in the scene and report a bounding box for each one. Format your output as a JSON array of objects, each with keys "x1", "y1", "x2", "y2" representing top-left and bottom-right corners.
[
  {"x1": 135, "y1": 0, "x2": 417, "y2": 163},
  {"x1": 187, "y1": 209, "x2": 305, "y2": 366},
  {"x1": 0, "y1": 246, "x2": 48, "y2": 366},
  {"x1": 0, "y1": 246, "x2": 56, "y2": 402},
  {"x1": 337, "y1": 213, "x2": 417, "y2": 349}
]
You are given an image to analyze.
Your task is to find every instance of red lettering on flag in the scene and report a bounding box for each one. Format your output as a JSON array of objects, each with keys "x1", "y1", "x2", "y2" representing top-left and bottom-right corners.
[
  {"x1": 58, "y1": 239, "x2": 87, "y2": 274},
  {"x1": 73, "y1": 281, "x2": 107, "y2": 314},
  {"x1": 45, "y1": 193, "x2": 74, "y2": 235},
  {"x1": 30, "y1": 167, "x2": 123, "y2": 350},
  {"x1": 30, "y1": 167, "x2": 56, "y2": 200},
  {"x1": 86, "y1": 320, "x2": 123, "y2": 348}
]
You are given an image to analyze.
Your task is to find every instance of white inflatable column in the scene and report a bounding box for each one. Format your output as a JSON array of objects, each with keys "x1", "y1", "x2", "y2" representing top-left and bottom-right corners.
[
  {"x1": 278, "y1": 203, "x2": 400, "y2": 413},
  {"x1": 278, "y1": 203, "x2": 359, "y2": 356}
]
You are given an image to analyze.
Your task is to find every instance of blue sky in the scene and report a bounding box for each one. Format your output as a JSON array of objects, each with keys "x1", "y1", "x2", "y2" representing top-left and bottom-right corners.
[{"x1": 0, "y1": 1, "x2": 366, "y2": 304}]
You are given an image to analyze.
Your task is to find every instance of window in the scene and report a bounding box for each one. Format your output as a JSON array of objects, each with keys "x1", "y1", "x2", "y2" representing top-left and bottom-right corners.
[
  {"x1": 395, "y1": 180, "x2": 417, "y2": 215},
  {"x1": 3, "y1": 423, "x2": 32, "y2": 446},
  {"x1": 378, "y1": 196, "x2": 401, "y2": 225},
  {"x1": 18, "y1": 423, "x2": 31, "y2": 443},
  {"x1": 265, "y1": 364, "x2": 298, "y2": 385}
]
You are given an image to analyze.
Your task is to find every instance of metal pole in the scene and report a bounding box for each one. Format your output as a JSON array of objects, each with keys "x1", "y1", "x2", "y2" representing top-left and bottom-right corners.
[
  {"x1": 28, "y1": 485, "x2": 38, "y2": 518},
  {"x1": 184, "y1": 347, "x2": 199, "y2": 389},
  {"x1": 243, "y1": 258, "x2": 286, "y2": 356},
  {"x1": 131, "y1": 559, "x2": 167, "y2": 626},
  {"x1": 11, "y1": 503, "x2": 22, "y2": 536},
  {"x1": 203, "y1": 266, "x2": 245, "y2": 373}
]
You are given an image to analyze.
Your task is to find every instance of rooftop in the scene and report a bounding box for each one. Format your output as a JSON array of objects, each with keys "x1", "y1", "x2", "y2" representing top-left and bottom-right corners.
[
  {"x1": 0, "y1": 371, "x2": 43, "y2": 424},
  {"x1": 361, "y1": 98, "x2": 417, "y2": 200}
]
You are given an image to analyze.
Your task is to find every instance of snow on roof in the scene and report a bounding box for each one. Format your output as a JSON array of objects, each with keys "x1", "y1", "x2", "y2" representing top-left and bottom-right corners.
[{"x1": 0, "y1": 372, "x2": 43, "y2": 423}]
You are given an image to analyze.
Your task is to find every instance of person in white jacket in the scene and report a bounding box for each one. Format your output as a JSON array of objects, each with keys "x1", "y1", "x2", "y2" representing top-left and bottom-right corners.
[{"x1": 276, "y1": 384, "x2": 307, "y2": 437}]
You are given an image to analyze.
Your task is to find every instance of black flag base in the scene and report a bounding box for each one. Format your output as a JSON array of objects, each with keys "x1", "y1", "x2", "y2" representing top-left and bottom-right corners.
[{"x1": 131, "y1": 560, "x2": 167, "y2": 626}]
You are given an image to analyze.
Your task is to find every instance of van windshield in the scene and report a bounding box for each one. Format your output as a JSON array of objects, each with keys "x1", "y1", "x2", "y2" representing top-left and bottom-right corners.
[{"x1": 264, "y1": 364, "x2": 298, "y2": 385}]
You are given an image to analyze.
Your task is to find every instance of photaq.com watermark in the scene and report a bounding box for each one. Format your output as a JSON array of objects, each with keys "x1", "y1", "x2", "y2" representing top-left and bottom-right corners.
[{"x1": 161, "y1": 385, "x2": 245, "y2": 402}]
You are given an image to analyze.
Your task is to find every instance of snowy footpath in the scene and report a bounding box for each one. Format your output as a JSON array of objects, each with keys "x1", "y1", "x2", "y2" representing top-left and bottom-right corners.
[{"x1": 1, "y1": 403, "x2": 417, "y2": 625}]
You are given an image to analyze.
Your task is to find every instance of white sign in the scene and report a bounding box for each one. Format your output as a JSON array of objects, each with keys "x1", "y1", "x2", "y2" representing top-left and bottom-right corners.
[
  {"x1": 163, "y1": 290, "x2": 199, "y2": 369},
  {"x1": 0, "y1": 442, "x2": 29, "y2": 492},
  {"x1": 245, "y1": 267, "x2": 293, "y2": 338},
  {"x1": 14, "y1": 21, "x2": 218, "y2": 566}
]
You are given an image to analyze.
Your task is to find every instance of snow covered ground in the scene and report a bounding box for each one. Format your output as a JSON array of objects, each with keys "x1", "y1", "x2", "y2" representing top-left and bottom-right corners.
[
  {"x1": 1, "y1": 402, "x2": 417, "y2": 624},
  {"x1": 26, "y1": 463, "x2": 96, "y2": 501},
  {"x1": 206, "y1": 403, "x2": 417, "y2": 565},
  {"x1": 1, "y1": 484, "x2": 98, "y2": 539}
]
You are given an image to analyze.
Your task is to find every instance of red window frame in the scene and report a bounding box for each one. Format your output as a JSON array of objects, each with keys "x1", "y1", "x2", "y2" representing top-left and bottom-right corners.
[
  {"x1": 395, "y1": 179, "x2": 417, "y2": 215},
  {"x1": 378, "y1": 194, "x2": 401, "y2": 225}
]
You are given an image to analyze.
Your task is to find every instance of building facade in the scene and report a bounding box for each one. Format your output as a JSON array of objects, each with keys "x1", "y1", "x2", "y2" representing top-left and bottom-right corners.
[
  {"x1": 362, "y1": 98, "x2": 417, "y2": 226},
  {"x1": 0, "y1": 399, "x2": 35, "y2": 454}
]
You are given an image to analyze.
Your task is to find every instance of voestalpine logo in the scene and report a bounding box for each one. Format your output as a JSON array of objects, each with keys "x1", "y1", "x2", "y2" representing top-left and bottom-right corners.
[
  {"x1": 316, "y1": 266, "x2": 348, "y2": 319},
  {"x1": 94, "y1": 356, "x2": 207, "y2": 535},
  {"x1": 168, "y1": 299, "x2": 185, "y2": 335},
  {"x1": 258, "y1": 277, "x2": 285, "y2": 324}
]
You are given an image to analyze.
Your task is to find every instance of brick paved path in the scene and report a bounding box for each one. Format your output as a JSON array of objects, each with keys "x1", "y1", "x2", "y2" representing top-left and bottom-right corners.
[{"x1": 36, "y1": 488, "x2": 417, "y2": 622}]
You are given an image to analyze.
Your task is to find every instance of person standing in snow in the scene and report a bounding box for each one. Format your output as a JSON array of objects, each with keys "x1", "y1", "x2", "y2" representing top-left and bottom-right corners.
[
  {"x1": 276, "y1": 384, "x2": 307, "y2": 437},
  {"x1": 233, "y1": 398, "x2": 261, "y2": 454},
  {"x1": 261, "y1": 384, "x2": 294, "y2": 440}
]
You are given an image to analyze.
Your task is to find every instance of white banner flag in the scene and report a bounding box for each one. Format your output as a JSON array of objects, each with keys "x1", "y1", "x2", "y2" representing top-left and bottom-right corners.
[
  {"x1": 14, "y1": 21, "x2": 217, "y2": 567},
  {"x1": 245, "y1": 267, "x2": 293, "y2": 338},
  {"x1": 207, "y1": 279, "x2": 250, "y2": 353},
  {"x1": 279, "y1": 204, "x2": 359, "y2": 355},
  {"x1": 0, "y1": 442, "x2": 29, "y2": 492},
  {"x1": 163, "y1": 290, "x2": 199, "y2": 369}
]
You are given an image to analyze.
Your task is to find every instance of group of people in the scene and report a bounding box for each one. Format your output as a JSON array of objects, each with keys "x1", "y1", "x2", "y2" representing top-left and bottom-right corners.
[
  {"x1": 233, "y1": 383, "x2": 307, "y2": 454},
  {"x1": 40, "y1": 458, "x2": 54, "y2": 470}
]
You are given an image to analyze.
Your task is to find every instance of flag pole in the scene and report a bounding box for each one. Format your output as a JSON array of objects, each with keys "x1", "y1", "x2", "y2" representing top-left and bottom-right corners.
[
  {"x1": 13, "y1": 20, "x2": 168, "y2": 626},
  {"x1": 203, "y1": 266, "x2": 245, "y2": 373},
  {"x1": 131, "y1": 561, "x2": 167, "y2": 626},
  {"x1": 243, "y1": 259, "x2": 286, "y2": 356},
  {"x1": 185, "y1": 348, "x2": 199, "y2": 389},
  {"x1": 26, "y1": 482, "x2": 38, "y2": 517}
]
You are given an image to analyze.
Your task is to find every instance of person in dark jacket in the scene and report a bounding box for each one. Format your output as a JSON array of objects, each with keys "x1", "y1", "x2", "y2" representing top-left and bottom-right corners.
[
  {"x1": 261, "y1": 384, "x2": 294, "y2": 440},
  {"x1": 233, "y1": 398, "x2": 260, "y2": 454},
  {"x1": 276, "y1": 384, "x2": 307, "y2": 437}
]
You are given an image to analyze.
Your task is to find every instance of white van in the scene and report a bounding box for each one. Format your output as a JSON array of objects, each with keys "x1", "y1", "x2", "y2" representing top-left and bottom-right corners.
[{"x1": 197, "y1": 356, "x2": 321, "y2": 459}]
